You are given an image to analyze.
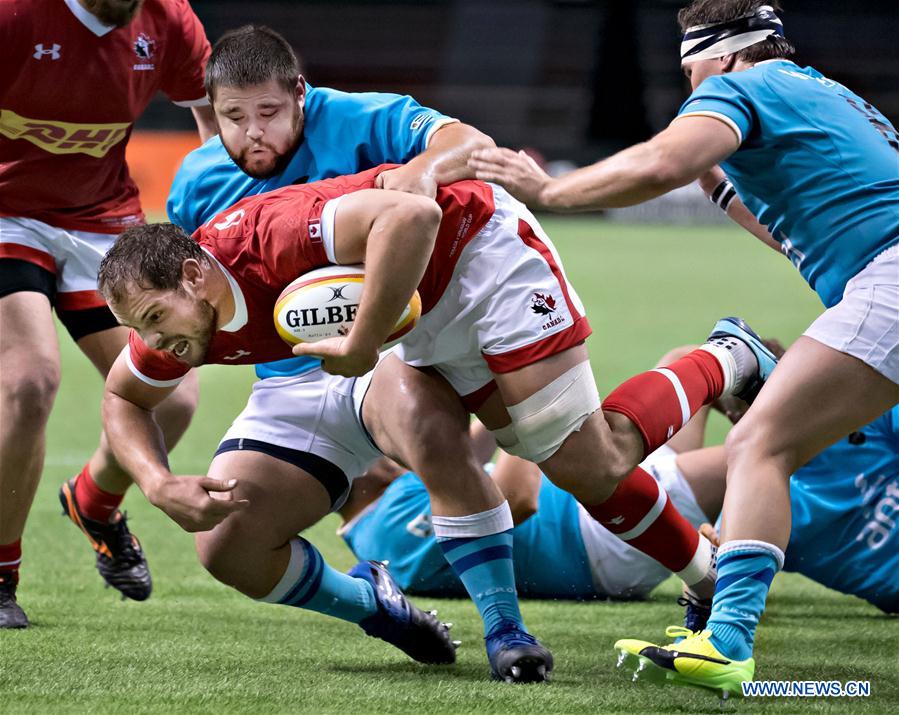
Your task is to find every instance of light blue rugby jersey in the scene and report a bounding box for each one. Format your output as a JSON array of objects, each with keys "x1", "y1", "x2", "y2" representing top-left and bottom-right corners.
[
  {"x1": 166, "y1": 84, "x2": 455, "y2": 378},
  {"x1": 677, "y1": 60, "x2": 899, "y2": 307},
  {"x1": 785, "y1": 406, "x2": 899, "y2": 613},
  {"x1": 341, "y1": 472, "x2": 598, "y2": 600}
]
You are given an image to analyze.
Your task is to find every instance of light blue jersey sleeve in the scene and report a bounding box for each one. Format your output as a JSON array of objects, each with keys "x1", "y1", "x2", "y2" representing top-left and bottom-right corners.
[
  {"x1": 677, "y1": 76, "x2": 755, "y2": 146},
  {"x1": 305, "y1": 88, "x2": 456, "y2": 167},
  {"x1": 676, "y1": 63, "x2": 899, "y2": 307}
]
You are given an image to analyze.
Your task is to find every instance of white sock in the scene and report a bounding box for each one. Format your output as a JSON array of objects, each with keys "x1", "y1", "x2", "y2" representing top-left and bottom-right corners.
[{"x1": 699, "y1": 337, "x2": 758, "y2": 395}]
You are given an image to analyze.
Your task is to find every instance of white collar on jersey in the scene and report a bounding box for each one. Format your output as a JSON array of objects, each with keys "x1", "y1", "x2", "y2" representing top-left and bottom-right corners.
[
  {"x1": 201, "y1": 248, "x2": 248, "y2": 333},
  {"x1": 64, "y1": 0, "x2": 117, "y2": 37}
]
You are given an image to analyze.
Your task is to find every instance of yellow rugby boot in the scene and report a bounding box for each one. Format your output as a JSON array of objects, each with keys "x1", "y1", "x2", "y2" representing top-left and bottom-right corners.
[{"x1": 614, "y1": 626, "x2": 755, "y2": 698}]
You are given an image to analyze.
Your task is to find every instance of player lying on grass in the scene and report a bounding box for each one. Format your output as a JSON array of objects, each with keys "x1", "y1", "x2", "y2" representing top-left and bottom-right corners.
[
  {"x1": 97, "y1": 166, "x2": 774, "y2": 682},
  {"x1": 131, "y1": 25, "x2": 555, "y2": 684},
  {"x1": 469, "y1": 0, "x2": 899, "y2": 695},
  {"x1": 0, "y1": 0, "x2": 216, "y2": 628},
  {"x1": 343, "y1": 351, "x2": 898, "y2": 617}
]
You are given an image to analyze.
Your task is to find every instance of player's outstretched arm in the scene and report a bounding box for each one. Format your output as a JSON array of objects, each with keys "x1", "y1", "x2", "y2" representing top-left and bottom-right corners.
[
  {"x1": 469, "y1": 115, "x2": 739, "y2": 212},
  {"x1": 103, "y1": 353, "x2": 248, "y2": 532},
  {"x1": 377, "y1": 123, "x2": 496, "y2": 196},
  {"x1": 293, "y1": 189, "x2": 442, "y2": 376}
]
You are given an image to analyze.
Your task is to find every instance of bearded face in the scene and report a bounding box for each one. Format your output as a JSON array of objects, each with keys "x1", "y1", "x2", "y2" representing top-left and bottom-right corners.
[
  {"x1": 83, "y1": 0, "x2": 146, "y2": 28},
  {"x1": 213, "y1": 79, "x2": 305, "y2": 179}
]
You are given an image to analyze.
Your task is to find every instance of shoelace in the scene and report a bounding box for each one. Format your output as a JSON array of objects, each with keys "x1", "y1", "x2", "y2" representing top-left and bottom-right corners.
[
  {"x1": 677, "y1": 595, "x2": 712, "y2": 632},
  {"x1": 100, "y1": 514, "x2": 142, "y2": 567},
  {"x1": 664, "y1": 625, "x2": 714, "y2": 645}
]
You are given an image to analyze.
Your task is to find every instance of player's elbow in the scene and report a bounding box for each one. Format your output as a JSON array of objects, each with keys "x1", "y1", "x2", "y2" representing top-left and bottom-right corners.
[
  {"x1": 465, "y1": 126, "x2": 496, "y2": 152},
  {"x1": 397, "y1": 194, "x2": 443, "y2": 233}
]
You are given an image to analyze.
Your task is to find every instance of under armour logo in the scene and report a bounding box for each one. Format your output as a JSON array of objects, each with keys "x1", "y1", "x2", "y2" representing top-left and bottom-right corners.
[
  {"x1": 34, "y1": 43, "x2": 61, "y2": 60},
  {"x1": 327, "y1": 285, "x2": 349, "y2": 302},
  {"x1": 222, "y1": 349, "x2": 251, "y2": 360}
]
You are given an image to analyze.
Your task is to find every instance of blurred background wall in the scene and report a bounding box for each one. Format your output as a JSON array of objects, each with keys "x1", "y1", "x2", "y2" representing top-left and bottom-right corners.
[{"x1": 132, "y1": 0, "x2": 899, "y2": 214}]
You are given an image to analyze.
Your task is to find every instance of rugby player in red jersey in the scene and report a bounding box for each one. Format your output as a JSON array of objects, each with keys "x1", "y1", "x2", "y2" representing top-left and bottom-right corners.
[
  {"x1": 0, "y1": 0, "x2": 215, "y2": 627},
  {"x1": 96, "y1": 166, "x2": 775, "y2": 676}
]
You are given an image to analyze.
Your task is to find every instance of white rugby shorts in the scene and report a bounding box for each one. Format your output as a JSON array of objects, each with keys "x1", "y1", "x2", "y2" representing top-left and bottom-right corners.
[
  {"x1": 0, "y1": 216, "x2": 117, "y2": 310},
  {"x1": 396, "y1": 185, "x2": 591, "y2": 409},
  {"x1": 220, "y1": 366, "x2": 382, "y2": 495},
  {"x1": 804, "y1": 243, "x2": 899, "y2": 383},
  {"x1": 577, "y1": 445, "x2": 709, "y2": 599}
]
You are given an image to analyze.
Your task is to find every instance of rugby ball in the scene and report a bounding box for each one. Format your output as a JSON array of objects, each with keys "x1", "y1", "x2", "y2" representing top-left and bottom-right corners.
[{"x1": 274, "y1": 264, "x2": 421, "y2": 345}]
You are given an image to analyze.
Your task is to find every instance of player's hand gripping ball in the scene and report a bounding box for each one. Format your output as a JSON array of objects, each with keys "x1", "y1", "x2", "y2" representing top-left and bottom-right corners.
[{"x1": 274, "y1": 265, "x2": 421, "y2": 346}]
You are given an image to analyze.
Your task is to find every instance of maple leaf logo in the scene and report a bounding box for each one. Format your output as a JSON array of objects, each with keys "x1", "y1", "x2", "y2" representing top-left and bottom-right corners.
[{"x1": 530, "y1": 292, "x2": 557, "y2": 315}]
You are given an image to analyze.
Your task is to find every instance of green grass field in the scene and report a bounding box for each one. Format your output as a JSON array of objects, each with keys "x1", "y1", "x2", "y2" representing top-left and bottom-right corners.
[{"x1": 3, "y1": 219, "x2": 896, "y2": 714}]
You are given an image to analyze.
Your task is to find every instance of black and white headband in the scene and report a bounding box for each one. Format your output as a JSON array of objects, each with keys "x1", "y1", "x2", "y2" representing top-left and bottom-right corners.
[{"x1": 681, "y1": 5, "x2": 784, "y2": 63}]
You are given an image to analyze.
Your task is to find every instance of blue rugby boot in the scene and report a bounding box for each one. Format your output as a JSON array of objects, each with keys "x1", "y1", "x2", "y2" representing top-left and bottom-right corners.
[
  {"x1": 486, "y1": 620, "x2": 553, "y2": 683},
  {"x1": 707, "y1": 317, "x2": 779, "y2": 404},
  {"x1": 350, "y1": 560, "x2": 457, "y2": 665}
]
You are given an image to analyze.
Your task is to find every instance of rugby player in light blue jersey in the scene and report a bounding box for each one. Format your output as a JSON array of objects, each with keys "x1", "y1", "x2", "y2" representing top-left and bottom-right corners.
[
  {"x1": 159, "y1": 26, "x2": 553, "y2": 682},
  {"x1": 471, "y1": 0, "x2": 899, "y2": 695}
]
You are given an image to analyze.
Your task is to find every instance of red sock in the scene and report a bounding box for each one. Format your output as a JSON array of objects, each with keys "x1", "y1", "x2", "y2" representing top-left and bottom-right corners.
[
  {"x1": 582, "y1": 467, "x2": 711, "y2": 584},
  {"x1": 73, "y1": 465, "x2": 124, "y2": 523},
  {"x1": 602, "y1": 349, "x2": 724, "y2": 455},
  {"x1": 0, "y1": 539, "x2": 22, "y2": 581}
]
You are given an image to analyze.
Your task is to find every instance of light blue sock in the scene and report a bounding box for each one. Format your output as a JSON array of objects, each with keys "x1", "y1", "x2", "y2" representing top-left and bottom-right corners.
[
  {"x1": 260, "y1": 537, "x2": 377, "y2": 624},
  {"x1": 433, "y1": 502, "x2": 524, "y2": 637},
  {"x1": 707, "y1": 540, "x2": 784, "y2": 661}
]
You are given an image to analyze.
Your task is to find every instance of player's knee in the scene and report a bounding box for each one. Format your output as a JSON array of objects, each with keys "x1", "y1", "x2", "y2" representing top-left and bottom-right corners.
[
  {"x1": 195, "y1": 527, "x2": 277, "y2": 600},
  {"x1": 0, "y1": 361, "x2": 60, "y2": 425},
  {"x1": 726, "y1": 416, "x2": 799, "y2": 474},
  {"x1": 505, "y1": 361, "x2": 601, "y2": 464},
  {"x1": 545, "y1": 460, "x2": 619, "y2": 504},
  {"x1": 195, "y1": 527, "x2": 243, "y2": 583},
  {"x1": 195, "y1": 529, "x2": 226, "y2": 575}
]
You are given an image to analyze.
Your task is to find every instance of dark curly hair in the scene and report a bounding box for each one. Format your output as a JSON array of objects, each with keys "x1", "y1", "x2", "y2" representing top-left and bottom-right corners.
[{"x1": 98, "y1": 223, "x2": 208, "y2": 305}]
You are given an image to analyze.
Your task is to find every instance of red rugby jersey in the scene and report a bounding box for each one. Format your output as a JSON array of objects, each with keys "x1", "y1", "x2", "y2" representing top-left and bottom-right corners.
[
  {"x1": 0, "y1": 0, "x2": 210, "y2": 233},
  {"x1": 126, "y1": 165, "x2": 496, "y2": 384}
]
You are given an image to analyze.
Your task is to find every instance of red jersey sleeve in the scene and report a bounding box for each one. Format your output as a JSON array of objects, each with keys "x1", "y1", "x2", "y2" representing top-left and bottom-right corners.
[
  {"x1": 125, "y1": 330, "x2": 190, "y2": 386},
  {"x1": 160, "y1": 0, "x2": 211, "y2": 105}
]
